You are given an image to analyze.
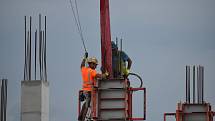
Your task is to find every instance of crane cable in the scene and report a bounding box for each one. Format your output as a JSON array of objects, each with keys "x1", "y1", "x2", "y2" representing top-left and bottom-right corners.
[{"x1": 69, "y1": 0, "x2": 87, "y2": 52}]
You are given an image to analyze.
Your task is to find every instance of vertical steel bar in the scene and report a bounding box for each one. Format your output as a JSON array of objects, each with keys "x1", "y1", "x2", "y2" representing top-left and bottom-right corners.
[
  {"x1": 202, "y1": 66, "x2": 204, "y2": 103},
  {"x1": 2, "y1": 80, "x2": 4, "y2": 121},
  {"x1": 144, "y1": 88, "x2": 146, "y2": 120},
  {"x1": 29, "y1": 16, "x2": 32, "y2": 80},
  {"x1": 4, "y1": 79, "x2": 7, "y2": 121},
  {"x1": 0, "y1": 80, "x2": 3, "y2": 121},
  {"x1": 197, "y1": 66, "x2": 200, "y2": 103},
  {"x1": 44, "y1": 16, "x2": 47, "y2": 81},
  {"x1": 200, "y1": 66, "x2": 201, "y2": 103},
  {"x1": 24, "y1": 16, "x2": 27, "y2": 81},
  {"x1": 188, "y1": 66, "x2": 190, "y2": 103},
  {"x1": 41, "y1": 31, "x2": 43, "y2": 80},
  {"x1": 116, "y1": 37, "x2": 118, "y2": 47},
  {"x1": 2, "y1": 79, "x2": 4, "y2": 121},
  {"x1": 186, "y1": 66, "x2": 188, "y2": 103},
  {"x1": 119, "y1": 38, "x2": 122, "y2": 75},
  {"x1": 39, "y1": 14, "x2": 42, "y2": 80},
  {"x1": 201, "y1": 66, "x2": 204, "y2": 103},
  {"x1": 199, "y1": 66, "x2": 202, "y2": 103},
  {"x1": 27, "y1": 31, "x2": 30, "y2": 80},
  {"x1": 42, "y1": 31, "x2": 45, "y2": 80},
  {"x1": 185, "y1": 66, "x2": 188, "y2": 103},
  {"x1": 193, "y1": 66, "x2": 195, "y2": 103},
  {"x1": 35, "y1": 30, "x2": 37, "y2": 80}
]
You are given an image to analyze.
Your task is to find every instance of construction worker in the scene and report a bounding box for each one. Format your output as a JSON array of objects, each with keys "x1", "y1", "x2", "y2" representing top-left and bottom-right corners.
[
  {"x1": 79, "y1": 53, "x2": 108, "y2": 121},
  {"x1": 112, "y1": 41, "x2": 132, "y2": 78}
]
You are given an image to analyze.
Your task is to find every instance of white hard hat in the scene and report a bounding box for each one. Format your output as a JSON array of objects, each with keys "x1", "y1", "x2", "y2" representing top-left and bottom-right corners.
[{"x1": 87, "y1": 57, "x2": 98, "y2": 65}]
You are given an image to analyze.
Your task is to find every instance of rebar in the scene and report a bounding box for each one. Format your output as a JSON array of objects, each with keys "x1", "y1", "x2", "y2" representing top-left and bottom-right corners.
[
  {"x1": 23, "y1": 14, "x2": 48, "y2": 81},
  {"x1": 0, "y1": 79, "x2": 7, "y2": 121},
  {"x1": 193, "y1": 66, "x2": 195, "y2": 103}
]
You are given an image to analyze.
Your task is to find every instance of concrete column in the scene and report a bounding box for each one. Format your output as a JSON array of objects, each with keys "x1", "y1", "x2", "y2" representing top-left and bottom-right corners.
[{"x1": 21, "y1": 80, "x2": 49, "y2": 121}]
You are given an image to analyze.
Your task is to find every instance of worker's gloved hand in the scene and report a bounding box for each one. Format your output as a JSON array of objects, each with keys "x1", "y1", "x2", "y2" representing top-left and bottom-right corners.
[
  {"x1": 104, "y1": 71, "x2": 109, "y2": 77},
  {"x1": 102, "y1": 71, "x2": 109, "y2": 79},
  {"x1": 83, "y1": 52, "x2": 88, "y2": 61},
  {"x1": 124, "y1": 69, "x2": 130, "y2": 76},
  {"x1": 85, "y1": 52, "x2": 88, "y2": 58}
]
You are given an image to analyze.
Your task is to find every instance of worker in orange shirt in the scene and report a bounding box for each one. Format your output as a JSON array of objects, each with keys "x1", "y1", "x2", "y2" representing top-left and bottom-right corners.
[{"x1": 78, "y1": 52, "x2": 108, "y2": 121}]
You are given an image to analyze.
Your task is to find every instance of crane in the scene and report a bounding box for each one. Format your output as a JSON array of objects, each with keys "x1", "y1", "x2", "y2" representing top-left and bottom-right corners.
[{"x1": 78, "y1": 0, "x2": 146, "y2": 120}]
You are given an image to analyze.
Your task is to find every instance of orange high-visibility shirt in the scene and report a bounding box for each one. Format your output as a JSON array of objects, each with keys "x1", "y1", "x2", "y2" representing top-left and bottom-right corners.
[{"x1": 81, "y1": 67, "x2": 97, "y2": 91}]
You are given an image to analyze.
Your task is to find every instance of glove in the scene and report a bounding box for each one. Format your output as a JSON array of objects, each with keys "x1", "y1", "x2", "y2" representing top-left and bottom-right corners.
[
  {"x1": 124, "y1": 69, "x2": 130, "y2": 76},
  {"x1": 85, "y1": 52, "x2": 88, "y2": 59},
  {"x1": 104, "y1": 71, "x2": 109, "y2": 77},
  {"x1": 102, "y1": 71, "x2": 109, "y2": 79},
  {"x1": 83, "y1": 52, "x2": 88, "y2": 61}
]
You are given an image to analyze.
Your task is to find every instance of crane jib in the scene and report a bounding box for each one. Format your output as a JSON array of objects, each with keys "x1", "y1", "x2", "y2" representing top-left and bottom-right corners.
[{"x1": 100, "y1": 0, "x2": 112, "y2": 77}]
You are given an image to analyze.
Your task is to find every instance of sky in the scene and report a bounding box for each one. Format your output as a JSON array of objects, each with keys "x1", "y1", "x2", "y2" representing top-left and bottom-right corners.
[{"x1": 0, "y1": 0, "x2": 215, "y2": 121}]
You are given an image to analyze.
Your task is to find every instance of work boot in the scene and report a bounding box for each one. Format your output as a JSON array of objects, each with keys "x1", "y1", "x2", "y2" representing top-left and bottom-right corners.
[{"x1": 78, "y1": 115, "x2": 82, "y2": 121}]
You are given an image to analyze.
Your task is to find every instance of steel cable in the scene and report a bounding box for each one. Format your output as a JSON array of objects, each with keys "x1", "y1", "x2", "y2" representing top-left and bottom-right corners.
[{"x1": 69, "y1": 0, "x2": 87, "y2": 52}]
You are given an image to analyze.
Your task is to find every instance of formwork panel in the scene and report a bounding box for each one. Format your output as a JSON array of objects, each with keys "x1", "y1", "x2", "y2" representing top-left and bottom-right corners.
[
  {"x1": 184, "y1": 114, "x2": 206, "y2": 121},
  {"x1": 183, "y1": 104, "x2": 208, "y2": 121},
  {"x1": 100, "y1": 100, "x2": 125, "y2": 109},
  {"x1": 99, "y1": 79, "x2": 125, "y2": 89},
  {"x1": 100, "y1": 110, "x2": 125, "y2": 119},
  {"x1": 99, "y1": 90, "x2": 125, "y2": 99}
]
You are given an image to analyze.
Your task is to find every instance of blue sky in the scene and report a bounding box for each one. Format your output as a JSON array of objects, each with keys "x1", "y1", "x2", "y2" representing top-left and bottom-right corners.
[{"x1": 0, "y1": 0, "x2": 215, "y2": 121}]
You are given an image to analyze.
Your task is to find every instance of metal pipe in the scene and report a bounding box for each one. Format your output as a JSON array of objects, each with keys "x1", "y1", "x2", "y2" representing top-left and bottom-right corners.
[{"x1": 193, "y1": 66, "x2": 195, "y2": 103}]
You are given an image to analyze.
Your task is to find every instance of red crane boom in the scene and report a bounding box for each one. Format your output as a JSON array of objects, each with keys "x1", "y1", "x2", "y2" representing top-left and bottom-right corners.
[{"x1": 100, "y1": 0, "x2": 112, "y2": 77}]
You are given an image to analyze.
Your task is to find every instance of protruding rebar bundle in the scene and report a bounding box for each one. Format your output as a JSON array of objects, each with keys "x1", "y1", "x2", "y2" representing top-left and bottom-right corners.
[
  {"x1": 23, "y1": 14, "x2": 47, "y2": 81},
  {"x1": 185, "y1": 65, "x2": 204, "y2": 104}
]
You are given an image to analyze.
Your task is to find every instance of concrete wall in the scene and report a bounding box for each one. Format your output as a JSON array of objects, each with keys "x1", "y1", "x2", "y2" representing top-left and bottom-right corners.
[{"x1": 21, "y1": 80, "x2": 49, "y2": 121}]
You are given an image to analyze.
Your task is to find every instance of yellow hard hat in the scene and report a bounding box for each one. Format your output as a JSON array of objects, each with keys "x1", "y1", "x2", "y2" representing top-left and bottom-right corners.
[{"x1": 87, "y1": 57, "x2": 98, "y2": 65}]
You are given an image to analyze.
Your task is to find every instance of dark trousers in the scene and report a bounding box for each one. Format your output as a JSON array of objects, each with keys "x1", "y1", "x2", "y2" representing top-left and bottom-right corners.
[{"x1": 79, "y1": 91, "x2": 91, "y2": 121}]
